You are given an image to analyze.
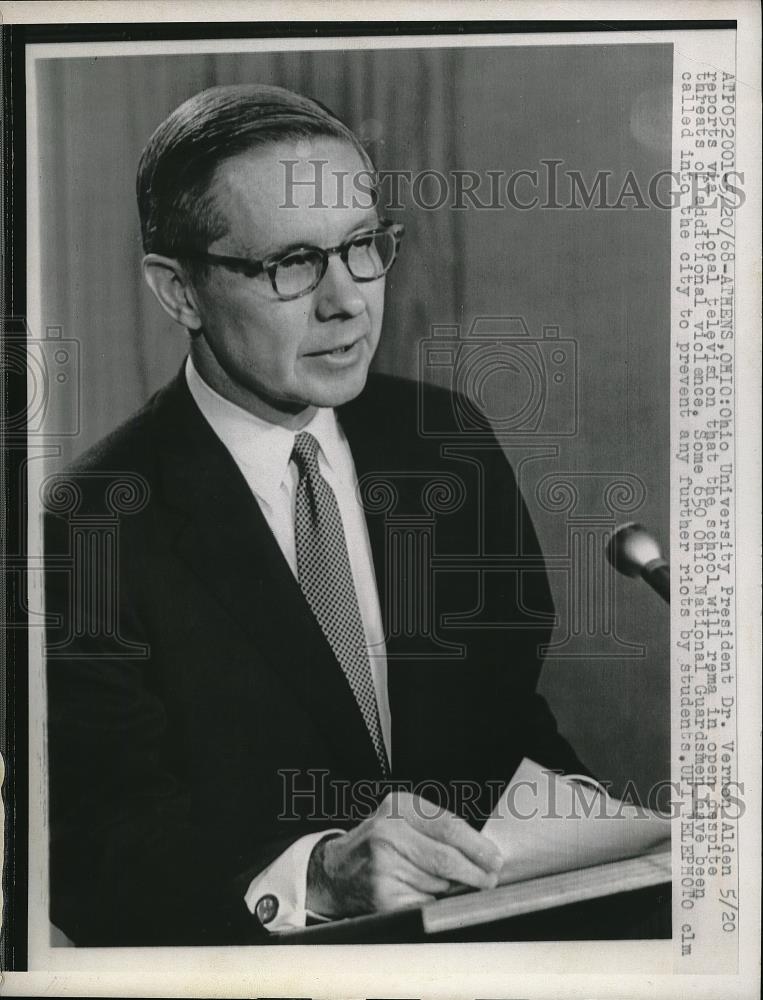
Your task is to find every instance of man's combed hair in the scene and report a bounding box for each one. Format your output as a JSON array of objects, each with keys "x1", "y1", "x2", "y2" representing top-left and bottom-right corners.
[{"x1": 136, "y1": 83, "x2": 374, "y2": 259}]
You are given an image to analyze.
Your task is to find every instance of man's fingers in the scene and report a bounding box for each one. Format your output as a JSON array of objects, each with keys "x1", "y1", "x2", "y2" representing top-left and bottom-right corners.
[
  {"x1": 379, "y1": 844, "x2": 452, "y2": 896},
  {"x1": 376, "y1": 887, "x2": 436, "y2": 912},
  {"x1": 389, "y1": 793, "x2": 503, "y2": 875},
  {"x1": 391, "y1": 891, "x2": 438, "y2": 911},
  {"x1": 390, "y1": 822, "x2": 499, "y2": 891}
]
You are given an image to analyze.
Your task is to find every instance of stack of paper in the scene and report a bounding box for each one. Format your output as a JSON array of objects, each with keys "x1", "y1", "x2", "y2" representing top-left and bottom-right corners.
[{"x1": 481, "y1": 758, "x2": 671, "y2": 885}]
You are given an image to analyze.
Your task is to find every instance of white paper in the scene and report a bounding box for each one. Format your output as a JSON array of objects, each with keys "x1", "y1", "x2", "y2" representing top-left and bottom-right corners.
[{"x1": 483, "y1": 758, "x2": 671, "y2": 885}]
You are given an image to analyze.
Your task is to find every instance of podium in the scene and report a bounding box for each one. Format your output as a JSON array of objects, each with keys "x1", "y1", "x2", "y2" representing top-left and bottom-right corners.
[{"x1": 275, "y1": 851, "x2": 671, "y2": 944}]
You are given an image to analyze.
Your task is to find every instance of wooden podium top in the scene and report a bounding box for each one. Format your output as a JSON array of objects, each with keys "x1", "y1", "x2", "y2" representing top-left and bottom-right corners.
[
  {"x1": 275, "y1": 849, "x2": 671, "y2": 945},
  {"x1": 421, "y1": 849, "x2": 671, "y2": 934}
]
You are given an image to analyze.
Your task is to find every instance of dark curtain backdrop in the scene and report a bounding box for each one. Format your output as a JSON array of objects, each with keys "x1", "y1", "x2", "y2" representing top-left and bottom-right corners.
[{"x1": 36, "y1": 44, "x2": 672, "y2": 797}]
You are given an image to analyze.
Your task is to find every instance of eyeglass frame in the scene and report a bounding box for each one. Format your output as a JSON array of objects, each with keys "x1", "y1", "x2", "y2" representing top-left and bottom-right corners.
[{"x1": 168, "y1": 219, "x2": 405, "y2": 301}]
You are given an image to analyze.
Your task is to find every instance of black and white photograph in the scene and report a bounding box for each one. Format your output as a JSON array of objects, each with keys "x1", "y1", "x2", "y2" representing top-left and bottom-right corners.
[{"x1": 1, "y1": 4, "x2": 760, "y2": 998}]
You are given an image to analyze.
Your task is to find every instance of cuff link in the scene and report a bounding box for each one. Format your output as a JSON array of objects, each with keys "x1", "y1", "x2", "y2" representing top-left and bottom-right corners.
[{"x1": 255, "y1": 893, "x2": 279, "y2": 925}]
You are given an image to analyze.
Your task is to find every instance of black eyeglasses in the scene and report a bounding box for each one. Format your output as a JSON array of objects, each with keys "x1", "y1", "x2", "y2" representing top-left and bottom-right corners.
[{"x1": 172, "y1": 219, "x2": 405, "y2": 301}]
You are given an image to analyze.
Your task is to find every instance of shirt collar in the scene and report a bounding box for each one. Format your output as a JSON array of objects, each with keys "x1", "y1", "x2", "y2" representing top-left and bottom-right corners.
[{"x1": 185, "y1": 355, "x2": 345, "y2": 509}]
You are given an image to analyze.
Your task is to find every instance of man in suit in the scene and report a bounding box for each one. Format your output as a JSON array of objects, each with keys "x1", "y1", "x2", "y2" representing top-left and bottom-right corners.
[{"x1": 45, "y1": 84, "x2": 588, "y2": 946}]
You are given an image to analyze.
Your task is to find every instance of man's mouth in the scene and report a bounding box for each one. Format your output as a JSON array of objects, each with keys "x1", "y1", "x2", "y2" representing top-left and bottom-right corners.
[{"x1": 306, "y1": 338, "x2": 362, "y2": 358}]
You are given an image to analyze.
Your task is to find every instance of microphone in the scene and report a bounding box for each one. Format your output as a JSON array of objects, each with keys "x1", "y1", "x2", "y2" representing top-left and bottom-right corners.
[{"x1": 606, "y1": 523, "x2": 670, "y2": 604}]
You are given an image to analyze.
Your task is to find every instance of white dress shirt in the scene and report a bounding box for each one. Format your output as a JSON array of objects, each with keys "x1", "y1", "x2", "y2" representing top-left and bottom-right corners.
[{"x1": 185, "y1": 356, "x2": 389, "y2": 931}]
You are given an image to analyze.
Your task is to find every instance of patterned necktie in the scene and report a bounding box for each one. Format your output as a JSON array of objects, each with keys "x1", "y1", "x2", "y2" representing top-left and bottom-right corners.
[{"x1": 292, "y1": 431, "x2": 389, "y2": 775}]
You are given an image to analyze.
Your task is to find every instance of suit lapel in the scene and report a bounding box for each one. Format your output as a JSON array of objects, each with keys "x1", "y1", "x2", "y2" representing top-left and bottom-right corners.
[
  {"x1": 337, "y1": 387, "x2": 394, "y2": 628},
  {"x1": 152, "y1": 373, "x2": 384, "y2": 779},
  {"x1": 339, "y1": 379, "x2": 425, "y2": 668}
]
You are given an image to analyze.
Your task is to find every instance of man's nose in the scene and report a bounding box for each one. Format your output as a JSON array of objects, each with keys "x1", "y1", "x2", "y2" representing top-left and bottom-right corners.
[{"x1": 314, "y1": 255, "x2": 366, "y2": 320}]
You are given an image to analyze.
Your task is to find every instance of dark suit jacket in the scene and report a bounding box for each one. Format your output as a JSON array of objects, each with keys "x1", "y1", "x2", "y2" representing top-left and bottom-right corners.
[{"x1": 45, "y1": 369, "x2": 588, "y2": 946}]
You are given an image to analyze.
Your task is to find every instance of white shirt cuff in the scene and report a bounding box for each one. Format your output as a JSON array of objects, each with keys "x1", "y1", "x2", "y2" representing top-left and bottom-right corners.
[{"x1": 244, "y1": 830, "x2": 343, "y2": 932}]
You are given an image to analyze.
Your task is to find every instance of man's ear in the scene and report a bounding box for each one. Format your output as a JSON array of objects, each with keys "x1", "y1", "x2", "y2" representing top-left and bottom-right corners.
[{"x1": 142, "y1": 254, "x2": 203, "y2": 331}]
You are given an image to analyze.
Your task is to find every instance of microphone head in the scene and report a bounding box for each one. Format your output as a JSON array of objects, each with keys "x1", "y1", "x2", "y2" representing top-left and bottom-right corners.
[{"x1": 606, "y1": 522, "x2": 664, "y2": 577}]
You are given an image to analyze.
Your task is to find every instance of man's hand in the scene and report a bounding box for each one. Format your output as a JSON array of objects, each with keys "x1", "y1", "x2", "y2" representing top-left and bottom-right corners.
[{"x1": 306, "y1": 791, "x2": 503, "y2": 918}]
